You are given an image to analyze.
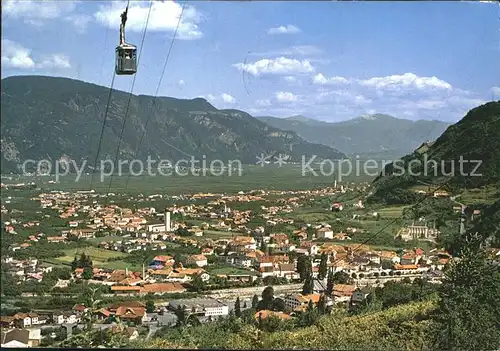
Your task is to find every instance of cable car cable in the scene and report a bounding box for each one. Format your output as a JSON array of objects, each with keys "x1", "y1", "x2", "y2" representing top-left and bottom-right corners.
[
  {"x1": 90, "y1": 72, "x2": 116, "y2": 188},
  {"x1": 124, "y1": 1, "x2": 188, "y2": 191},
  {"x1": 107, "y1": 0, "x2": 154, "y2": 195},
  {"x1": 89, "y1": 0, "x2": 141, "y2": 189}
]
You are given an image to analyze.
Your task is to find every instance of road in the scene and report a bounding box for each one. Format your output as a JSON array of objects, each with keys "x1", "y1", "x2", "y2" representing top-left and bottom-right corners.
[{"x1": 205, "y1": 283, "x2": 303, "y2": 299}]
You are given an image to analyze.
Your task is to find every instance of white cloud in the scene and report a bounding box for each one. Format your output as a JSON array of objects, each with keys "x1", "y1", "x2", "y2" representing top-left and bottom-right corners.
[
  {"x1": 267, "y1": 24, "x2": 301, "y2": 35},
  {"x1": 250, "y1": 45, "x2": 322, "y2": 57},
  {"x1": 1, "y1": 39, "x2": 35, "y2": 69},
  {"x1": 256, "y1": 99, "x2": 272, "y2": 107},
  {"x1": 233, "y1": 57, "x2": 314, "y2": 77},
  {"x1": 1, "y1": 39, "x2": 71, "y2": 69},
  {"x1": 65, "y1": 14, "x2": 92, "y2": 33},
  {"x1": 2, "y1": 0, "x2": 88, "y2": 31},
  {"x1": 37, "y1": 54, "x2": 71, "y2": 69},
  {"x1": 221, "y1": 93, "x2": 236, "y2": 104},
  {"x1": 284, "y1": 76, "x2": 297, "y2": 82},
  {"x1": 248, "y1": 71, "x2": 487, "y2": 122},
  {"x1": 275, "y1": 91, "x2": 298, "y2": 103},
  {"x1": 359, "y1": 72, "x2": 452, "y2": 91},
  {"x1": 3, "y1": 0, "x2": 77, "y2": 20},
  {"x1": 204, "y1": 93, "x2": 236, "y2": 105},
  {"x1": 94, "y1": 1, "x2": 203, "y2": 40},
  {"x1": 178, "y1": 79, "x2": 186, "y2": 86},
  {"x1": 491, "y1": 86, "x2": 500, "y2": 98},
  {"x1": 313, "y1": 73, "x2": 349, "y2": 85}
]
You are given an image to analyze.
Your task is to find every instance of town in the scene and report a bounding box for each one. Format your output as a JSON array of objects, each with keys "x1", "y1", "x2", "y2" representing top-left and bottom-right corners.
[{"x1": 3, "y1": 179, "x2": 494, "y2": 348}]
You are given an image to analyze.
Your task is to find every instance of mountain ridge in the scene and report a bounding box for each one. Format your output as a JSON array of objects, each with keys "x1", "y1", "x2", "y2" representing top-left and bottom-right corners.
[
  {"x1": 0, "y1": 75, "x2": 346, "y2": 173},
  {"x1": 256, "y1": 113, "x2": 451, "y2": 158},
  {"x1": 368, "y1": 101, "x2": 500, "y2": 204}
]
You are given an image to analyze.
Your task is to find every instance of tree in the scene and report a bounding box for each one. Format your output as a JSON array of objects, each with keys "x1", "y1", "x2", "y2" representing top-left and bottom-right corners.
[
  {"x1": 174, "y1": 305, "x2": 186, "y2": 326},
  {"x1": 318, "y1": 253, "x2": 328, "y2": 280},
  {"x1": 80, "y1": 253, "x2": 93, "y2": 269},
  {"x1": 432, "y1": 247, "x2": 500, "y2": 350},
  {"x1": 257, "y1": 286, "x2": 274, "y2": 311},
  {"x1": 251, "y1": 294, "x2": 259, "y2": 309},
  {"x1": 82, "y1": 287, "x2": 102, "y2": 331},
  {"x1": 234, "y1": 297, "x2": 242, "y2": 318},
  {"x1": 333, "y1": 271, "x2": 352, "y2": 284},
  {"x1": 191, "y1": 274, "x2": 205, "y2": 292},
  {"x1": 317, "y1": 294, "x2": 328, "y2": 315},
  {"x1": 71, "y1": 256, "x2": 79, "y2": 271},
  {"x1": 146, "y1": 300, "x2": 155, "y2": 313},
  {"x1": 272, "y1": 297, "x2": 285, "y2": 312},
  {"x1": 326, "y1": 270, "x2": 334, "y2": 296},
  {"x1": 297, "y1": 255, "x2": 312, "y2": 281},
  {"x1": 82, "y1": 267, "x2": 93, "y2": 280},
  {"x1": 302, "y1": 276, "x2": 314, "y2": 295}
]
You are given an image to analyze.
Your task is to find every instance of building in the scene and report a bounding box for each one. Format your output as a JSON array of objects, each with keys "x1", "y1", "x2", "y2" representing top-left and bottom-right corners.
[
  {"x1": 283, "y1": 293, "x2": 321, "y2": 312},
  {"x1": 165, "y1": 211, "x2": 172, "y2": 232},
  {"x1": 186, "y1": 254, "x2": 208, "y2": 268},
  {"x1": 1, "y1": 328, "x2": 42, "y2": 348},
  {"x1": 168, "y1": 298, "x2": 229, "y2": 317},
  {"x1": 316, "y1": 227, "x2": 334, "y2": 240},
  {"x1": 147, "y1": 224, "x2": 166, "y2": 233},
  {"x1": 351, "y1": 286, "x2": 372, "y2": 304},
  {"x1": 397, "y1": 221, "x2": 440, "y2": 242}
]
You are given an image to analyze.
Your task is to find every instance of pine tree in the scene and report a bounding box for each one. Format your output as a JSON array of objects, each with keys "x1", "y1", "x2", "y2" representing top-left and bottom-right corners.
[
  {"x1": 318, "y1": 253, "x2": 328, "y2": 280},
  {"x1": 251, "y1": 294, "x2": 259, "y2": 309},
  {"x1": 326, "y1": 270, "x2": 334, "y2": 296},
  {"x1": 146, "y1": 300, "x2": 155, "y2": 313},
  {"x1": 298, "y1": 255, "x2": 312, "y2": 281},
  {"x1": 317, "y1": 294, "x2": 327, "y2": 315},
  {"x1": 71, "y1": 256, "x2": 79, "y2": 271},
  {"x1": 234, "y1": 297, "x2": 242, "y2": 317},
  {"x1": 302, "y1": 276, "x2": 314, "y2": 295}
]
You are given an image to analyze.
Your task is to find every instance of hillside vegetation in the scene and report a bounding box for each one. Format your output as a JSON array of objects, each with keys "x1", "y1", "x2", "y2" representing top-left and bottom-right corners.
[
  {"x1": 140, "y1": 299, "x2": 437, "y2": 350},
  {"x1": 369, "y1": 101, "x2": 500, "y2": 204},
  {"x1": 1, "y1": 75, "x2": 345, "y2": 173}
]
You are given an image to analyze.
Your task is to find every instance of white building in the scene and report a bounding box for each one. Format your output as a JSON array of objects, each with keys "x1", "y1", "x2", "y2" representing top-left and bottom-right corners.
[
  {"x1": 316, "y1": 228, "x2": 334, "y2": 240},
  {"x1": 169, "y1": 298, "x2": 229, "y2": 317},
  {"x1": 148, "y1": 224, "x2": 166, "y2": 233},
  {"x1": 165, "y1": 211, "x2": 171, "y2": 232}
]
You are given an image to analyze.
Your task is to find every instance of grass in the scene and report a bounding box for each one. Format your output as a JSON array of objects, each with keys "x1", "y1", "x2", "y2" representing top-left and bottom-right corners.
[
  {"x1": 458, "y1": 186, "x2": 499, "y2": 205},
  {"x1": 88, "y1": 235, "x2": 124, "y2": 244},
  {"x1": 208, "y1": 266, "x2": 253, "y2": 275},
  {"x1": 47, "y1": 246, "x2": 140, "y2": 271},
  {"x1": 6, "y1": 164, "x2": 374, "y2": 195},
  {"x1": 376, "y1": 205, "x2": 409, "y2": 218},
  {"x1": 202, "y1": 230, "x2": 235, "y2": 239}
]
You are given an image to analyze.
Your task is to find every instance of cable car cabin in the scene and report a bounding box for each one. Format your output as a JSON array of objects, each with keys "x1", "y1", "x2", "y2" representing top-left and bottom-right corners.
[{"x1": 115, "y1": 44, "x2": 137, "y2": 75}]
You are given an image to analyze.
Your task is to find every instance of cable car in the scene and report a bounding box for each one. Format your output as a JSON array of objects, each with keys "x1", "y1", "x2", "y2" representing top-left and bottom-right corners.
[{"x1": 115, "y1": 6, "x2": 137, "y2": 75}]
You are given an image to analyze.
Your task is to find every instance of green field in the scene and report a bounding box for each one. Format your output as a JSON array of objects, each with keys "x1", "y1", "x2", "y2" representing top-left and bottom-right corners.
[
  {"x1": 88, "y1": 235, "x2": 124, "y2": 245},
  {"x1": 202, "y1": 230, "x2": 235, "y2": 239},
  {"x1": 377, "y1": 206, "x2": 409, "y2": 218},
  {"x1": 208, "y1": 266, "x2": 253, "y2": 275},
  {"x1": 4, "y1": 164, "x2": 375, "y2": 195},
  {"x1": 48, "y1": 247, "x2": 140, "y2": 271}
]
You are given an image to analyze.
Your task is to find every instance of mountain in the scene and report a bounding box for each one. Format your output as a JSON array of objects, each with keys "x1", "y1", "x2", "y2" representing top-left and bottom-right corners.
[
  {"x1": 369, "y1": 101, "x2": 500, "y2": 204},
  {"x1": 256, "y1": 113, "x2": 450, "y2": 158},
  {"x1": 0, "y1": 76, "x2": 345, "y2": 173}
]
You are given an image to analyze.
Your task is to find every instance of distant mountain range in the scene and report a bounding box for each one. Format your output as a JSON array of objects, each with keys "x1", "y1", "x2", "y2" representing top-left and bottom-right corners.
[
  {"x1": 0, "y1": 76, "x2": 345, "y2": 173},
  {"x1": 257, "y1": 114, "x2": 451, "y2": 159},
  {"x1": 369, "y1": 101, "x2": 500, "y2": 204}
]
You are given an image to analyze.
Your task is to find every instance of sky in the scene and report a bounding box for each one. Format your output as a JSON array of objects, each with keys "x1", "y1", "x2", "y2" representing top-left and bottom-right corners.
[{"x1": 2, "y1": 0, "x2": 499, "y2": 122}]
